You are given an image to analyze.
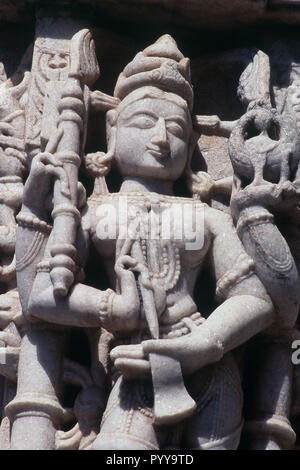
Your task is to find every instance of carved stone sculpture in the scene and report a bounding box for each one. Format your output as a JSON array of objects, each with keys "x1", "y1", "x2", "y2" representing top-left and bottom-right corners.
[
  {"x1": 9, "y1": 32, "x2": 281, "y2": 451},
  {"x1": 0, "y1": 4, "x2": 300, "y2": 451}
]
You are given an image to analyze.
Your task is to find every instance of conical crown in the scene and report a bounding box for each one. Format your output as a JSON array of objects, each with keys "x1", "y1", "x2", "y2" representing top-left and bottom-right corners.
[{"x1": 114, "y1": 34, "x2": 193, "y2": 110}]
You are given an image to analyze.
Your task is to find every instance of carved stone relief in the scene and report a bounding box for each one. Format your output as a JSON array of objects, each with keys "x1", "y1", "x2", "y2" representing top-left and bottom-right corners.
[{"x1": 0, "y1": 4, "x2": 300, "y2": 451}]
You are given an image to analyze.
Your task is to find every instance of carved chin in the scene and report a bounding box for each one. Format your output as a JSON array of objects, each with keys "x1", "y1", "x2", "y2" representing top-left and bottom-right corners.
[{"x1": 121, "y1": 154, "x2": 185, "y2": 180}]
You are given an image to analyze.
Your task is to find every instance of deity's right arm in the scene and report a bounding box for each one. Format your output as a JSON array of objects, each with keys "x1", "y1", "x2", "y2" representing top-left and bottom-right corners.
[
  {"x1": 15, "y1": 149, "x2": 85, "y2": 314},
  {"x1": 15, "y1": 150, "x2": 59, "y2": 308},
  {"x1": 21, "y1": 209, "x2": 139, "y2": 329}
]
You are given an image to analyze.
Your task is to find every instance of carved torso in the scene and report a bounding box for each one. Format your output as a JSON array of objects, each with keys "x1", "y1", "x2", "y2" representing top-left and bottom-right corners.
[{"x1": 87, "y1": 192, "x2": 212, "y2": 326}]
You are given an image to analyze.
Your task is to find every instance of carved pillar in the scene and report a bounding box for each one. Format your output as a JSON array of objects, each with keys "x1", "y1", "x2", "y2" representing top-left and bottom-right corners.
[
  {"x1": 7, "y1": 325, "x2": 65, "y2": 450},
  {"x1": 10, "y1": 10, "x2": 91, "y2": 450}
]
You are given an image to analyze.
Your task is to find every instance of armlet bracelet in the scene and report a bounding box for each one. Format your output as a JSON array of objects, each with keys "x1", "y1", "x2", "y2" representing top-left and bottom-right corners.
[{"x1": 17, "y1": 212, "x2": 52, "y2": 235}]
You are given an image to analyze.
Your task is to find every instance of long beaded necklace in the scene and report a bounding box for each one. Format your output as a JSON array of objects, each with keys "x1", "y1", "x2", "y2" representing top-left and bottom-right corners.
[
  {"x1": 89, "y1": 191, "x2": 203, "y2": 292},
  {"x1": 126, "y1": 193, "x2": 181, "y2": 292}
]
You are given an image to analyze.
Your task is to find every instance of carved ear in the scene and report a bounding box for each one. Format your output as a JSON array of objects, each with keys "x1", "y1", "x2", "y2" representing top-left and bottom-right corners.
[
  {"x1": 85, "y1": 125, "x2": 116, "y2": 179},
  {"x1": 238, "y1": 49, "x2": 271, "y2": 108}
]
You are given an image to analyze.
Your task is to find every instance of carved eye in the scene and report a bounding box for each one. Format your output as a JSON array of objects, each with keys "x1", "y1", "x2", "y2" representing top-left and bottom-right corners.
[
  {"x1": 166, "y1": 122, "x2": 185, "y2": 139},
  {"x1": 127, "y1": 116, "x2": 156, "y2": 129}
]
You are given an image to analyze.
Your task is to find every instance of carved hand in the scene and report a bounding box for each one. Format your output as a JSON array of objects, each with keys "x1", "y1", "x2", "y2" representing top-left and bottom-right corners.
[
  {"x1": 23, "y1": 150, "x2": 69, "y2": 211},
  {"x1": 106, "y1": 254, "x2": 141, "y2": 332},
  {"x1": 231, "y1": 180, "x2": 300, "y2": 216},
  {"x1": 110, "y1": 253, "x2": 166, "y2": 332},
  {"x1": 110, "y1": 326, "x2": 221, "y2": 379}
]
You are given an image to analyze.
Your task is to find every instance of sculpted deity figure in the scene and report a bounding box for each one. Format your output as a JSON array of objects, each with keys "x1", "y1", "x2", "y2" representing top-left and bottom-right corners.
[{"x1": 15, "y1": 34, "x2": 281, "y2": 450}]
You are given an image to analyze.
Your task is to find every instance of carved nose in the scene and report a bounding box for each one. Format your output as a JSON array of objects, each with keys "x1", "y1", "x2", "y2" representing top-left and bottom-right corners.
[
  {"x1": 151, "y1": 118, "x2": 170, "y2": 152},
  {"x1": 49, "y1": 54, "x2": 67, "y2": 69}
]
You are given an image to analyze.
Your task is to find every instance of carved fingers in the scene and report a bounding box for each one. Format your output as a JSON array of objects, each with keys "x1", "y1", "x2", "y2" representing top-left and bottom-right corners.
[
  {"x1": 115, "y1": 251, "x2": 149, "y2": 284},
  {"x1": 114, "y1": 254, "x2": 139, "y2": 285},
  {"x1": 39, "y1": 152, "x2": 70, "y2": 197},
  {"x1": 112, "y1": 255, "x2": 141, "y2": 330},
  {"x1": 110, "y1": 333, "x2": 204, "y2": 379},
  {"x1": 110, "y1": 344, "x2": 150, "y2": 379},
  {"x1": 23, "y1": 128, "x2": 66, "y2": 206},
  {"x1": 231, "y1": 182, "x2": 279, "y2": 212},
  {"x1": 191, "y1": 171, "x2": 215, "y2": 199},
  {"x1": 115, "y1": 254, "x2": 137, "y2": 271},
  {"x1": 24, "y1": 150, "x2": 70, "y2": 206},
  {"x1": 142, "y1": 325, "x2": 222, "y2": 376},
  {"x1": 231, "y1": 180, "x2": 300, "y2": 214},
  {"x1": 142, "y1": 336, "x2": 189, "y2": 364}
]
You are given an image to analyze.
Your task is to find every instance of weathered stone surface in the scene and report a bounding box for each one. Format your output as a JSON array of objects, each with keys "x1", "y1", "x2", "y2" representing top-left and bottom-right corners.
[{"x1": 0, "y1": 0, "x2": 299, "y2": 453}]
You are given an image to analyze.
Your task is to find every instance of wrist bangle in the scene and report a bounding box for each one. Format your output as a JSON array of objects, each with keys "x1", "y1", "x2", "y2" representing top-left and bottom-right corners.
[{"x1": 98, "y1": 288, "x2": 115, "y2": 327}]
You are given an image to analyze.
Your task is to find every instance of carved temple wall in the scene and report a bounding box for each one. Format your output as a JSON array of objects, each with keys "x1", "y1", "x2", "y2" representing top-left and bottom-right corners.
[{"x1": 0, "y1": 0, "x2": 300, "y2": 451}]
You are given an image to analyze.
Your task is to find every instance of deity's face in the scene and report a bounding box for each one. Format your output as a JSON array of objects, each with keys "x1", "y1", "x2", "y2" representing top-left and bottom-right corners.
[{"x1": 114, "y1": 92, "x2": 192, "y2": 182}]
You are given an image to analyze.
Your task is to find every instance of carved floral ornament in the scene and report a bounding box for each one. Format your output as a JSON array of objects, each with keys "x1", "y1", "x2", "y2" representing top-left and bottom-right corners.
[{"x1": 0, "y1": 24, "x2": 299, "y2": 451}]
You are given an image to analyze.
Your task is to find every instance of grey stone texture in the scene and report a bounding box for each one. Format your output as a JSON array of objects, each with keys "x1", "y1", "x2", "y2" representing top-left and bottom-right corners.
[{"x1": 0, "y1": 0, "x2": 299, "y2": 451}]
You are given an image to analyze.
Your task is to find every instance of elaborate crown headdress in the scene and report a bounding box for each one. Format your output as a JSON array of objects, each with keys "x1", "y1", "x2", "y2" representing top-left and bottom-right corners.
[{"x1": 114, "y1": 34, "x2": 193, "y2": 110}]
